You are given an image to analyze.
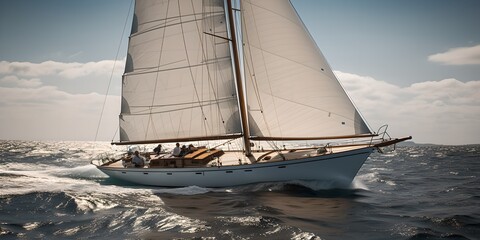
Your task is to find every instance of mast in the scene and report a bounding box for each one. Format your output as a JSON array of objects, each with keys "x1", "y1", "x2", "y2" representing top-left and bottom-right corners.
[{"x1": 227, "y1": 0, "x2": 252, "y2": 156}]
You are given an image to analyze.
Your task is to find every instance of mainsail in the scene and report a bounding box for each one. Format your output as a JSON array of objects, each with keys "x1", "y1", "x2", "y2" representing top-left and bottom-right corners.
[
  {"x1": 119, "y1": 0, "x2": 241, "y2": 143},
  {"x1": 241, "y1": 0, "x2": 372, "y2": 140}
]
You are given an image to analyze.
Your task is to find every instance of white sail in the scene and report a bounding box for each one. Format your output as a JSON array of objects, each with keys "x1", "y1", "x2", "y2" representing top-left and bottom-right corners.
[
  {"x1": 241, "y1": 0, "x2": 371, "y2": 140},
  {"x1": 120, "y1": 0, "x2": 241, "y2": 143}
]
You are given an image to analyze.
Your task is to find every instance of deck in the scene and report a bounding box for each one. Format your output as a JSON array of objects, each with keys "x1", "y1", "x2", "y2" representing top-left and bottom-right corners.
[{"x1": 100, "y1": 144, "x2": 371, "y2": 169}]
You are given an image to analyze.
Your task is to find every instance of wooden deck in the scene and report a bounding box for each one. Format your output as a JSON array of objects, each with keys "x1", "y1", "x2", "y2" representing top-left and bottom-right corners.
[{"x1": 102, "y1": 144, "x2": 371, "y2": 169}]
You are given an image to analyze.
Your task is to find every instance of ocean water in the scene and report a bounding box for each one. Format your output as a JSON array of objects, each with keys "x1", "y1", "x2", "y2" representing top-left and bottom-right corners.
[{"x1": 0, "y1": 140, "x2": 478, "y2": 240}]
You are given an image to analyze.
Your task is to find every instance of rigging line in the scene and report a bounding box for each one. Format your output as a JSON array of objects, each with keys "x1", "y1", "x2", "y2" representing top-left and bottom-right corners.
[
  {"x1": 145, "y1": 0, "x2": 170, "y2": 141},
  {"x1": 203, "y1": 31, "x2": 230, "y2": 41},
  {"x1": 243, "y1": 3, "x2": 333, "y2": 79},
  {"x1": 126, "y1": 100, "x2": 234, "y2": 116},
  {"x1": 132, "y1": 10, "x2": 225, "y2": 37},
  {"x1": 131, "y1": 13, "x2": 204, "y2": 37},
  {"x1": 128, "y1": 96, "x2": 235, "y2": 110},
  {"x1": 243, "y1": 0, "x2": 281, "y2": 138},
  {"x1": 124, "y1": 56, "x2": 231, "y2": 76},
  {"x1": 194, "y1": 0, "x2": 217, "y2": 131},
  {"x1": 259, "y1": 90, "x2": 360, "y2": 123},
  {"x1": 243, "y1": 0, "x2": 333, "y2": 80},
  {"x1": 200, "y1": 1, "x2": 208, "y2": 135},
  {"x1": 266, "y1": 140, "x2": 281, "y2": 152},
  {"x1": 138, "y1": 11, "x2": 203, "y2": 28},
  {"x1": 246, "y1": 43, "x2": 330, "y2": 78},
  {"x1": 94, "y1": 0, "x2": 133, "y2": 142},
  {"x1": 241, "y1": 3, "x2": 265, "y2": 116},
  {"x1": 209, "y1": 2, "x2": 228, "y2": 129},
  {"x1": 177, "y1": 1, "x2": 211, "y2": 137},
  {"x1": 242, "y1": 0, "x2": 265, "y2": 112},
  {"x1": 111, "y1": 126, "x2": 119, "y2": 143},
  {"x1": 175, "y1": 106, "x2": 186, "y2": 140},
  {"x1": 246, "y1": 0, "x2": 302, "y2": 30},
  {"x1": 189, "y1": 0, "x2": 230, "y2": 131},
  {"x1": 187, "y1": 86, "x2": 194, "y2": 139},
  {"x1": 239, "y1": 0, "x2": 271, "y2": 140},
  {"x1": 212, "y1": 137, "x2": 240, "y2": 149}
]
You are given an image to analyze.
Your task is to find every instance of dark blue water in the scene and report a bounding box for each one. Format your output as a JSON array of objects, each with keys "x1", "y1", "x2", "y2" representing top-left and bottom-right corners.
[{"x1": 0, "y1": 140, "x2": 479, "y2": 239}]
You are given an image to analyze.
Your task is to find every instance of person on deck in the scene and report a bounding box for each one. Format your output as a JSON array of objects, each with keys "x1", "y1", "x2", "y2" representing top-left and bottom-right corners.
[
  {"x1": 153, "y1": 144, "x2": 162, "y2": 155},
  {"x1": 180, "y1": 145, "x2": 188, "y2": 157},
  {"x1": 132, "y1": 151, "x2": 145, "y2": 168},
  {"x1": 188, "y1": 144, "x2": 197, "y2": 153},
  {"x1": 122, "y1": 152, "x2": 133, "y2": 168},
  {"x1": 172, "y1": 143, "x2": 181, "y2": 157}
]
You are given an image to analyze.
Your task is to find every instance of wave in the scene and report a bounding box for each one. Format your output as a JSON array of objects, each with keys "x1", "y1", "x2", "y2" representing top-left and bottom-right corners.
[
  {"x1": 143, "y1": 179, "x2": 370, "y2": 198},
  {"x1": 1, "y1": 141, "x2": 478, "y2": 240},
  {"x1": 48, "y1": 164, "x2": 108, "y2": 180},
  {"x1": 407, "y1": 233, "x2": 471, "y2": 240},
  {"x1": 425, "y1": 214, "x2": 480, "y2": 230}
]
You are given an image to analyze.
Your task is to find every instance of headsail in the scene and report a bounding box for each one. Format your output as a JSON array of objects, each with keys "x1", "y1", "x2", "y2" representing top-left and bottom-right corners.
[
  {"x1": 241, "y1": 0, "x2": 372, "y2": 140},
  {"x1": 119, "y1": 0, "x2": 241, "y2": 144}
]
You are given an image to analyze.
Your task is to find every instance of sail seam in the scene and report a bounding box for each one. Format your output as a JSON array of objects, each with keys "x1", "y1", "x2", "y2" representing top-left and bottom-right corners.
[
  {"x1": 131, "y1": 11, "x2": 223, "y2": 37},
  {"x1": 128, "y1": 96, "x2": 235, "y2": 109},
  {"x1": 144, "y1": 0, "x2": 171, "y2": 142},
  {"x1": 241, "y1": 1, "x2": 265, "y2": 119},
  {"x1": 258, "y1": 90, "x2": 360, "y2": 124},
  {"x1": 191, "y1": 0, "x2": 230, "y2": 136},
  {"x1": 177, "y1": 1, "x2": 210, "y2": 139},
  {"x1": 124, "y1": 57, "x2": 230, "y2": 76},
  {"x1": 243, "y1": 0, "x2": 282, "y2": 139},
  {"x1": 246, "y1": 44, "x2": 327, "y2": 76},
  {"x1": 246, "y1": 1, "x2": 304, "y2": 30}
]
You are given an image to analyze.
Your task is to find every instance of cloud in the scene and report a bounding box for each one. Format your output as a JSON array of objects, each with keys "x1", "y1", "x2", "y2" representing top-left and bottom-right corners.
[
  {"x1": 0, "y1": 75, "x2": 42, "y2": 88},
  {"x1": 0, "y1": 59, "x2": 124, "y2": 79},
  {"x1": 0, "y1": 85, "x2": 120, "y2": 141},
  {"x1": 0, "y1": 58, "x2": 478, "y2": 144},
  {"x1": 336, "y1": 71, "x2": 480, "y2": 145},
  {"x1": 0, "y1": 59, "x2": 124, "y2": 141},
  {"x1": 428, "y1": 44, "x2": 480, "y2": 65}
]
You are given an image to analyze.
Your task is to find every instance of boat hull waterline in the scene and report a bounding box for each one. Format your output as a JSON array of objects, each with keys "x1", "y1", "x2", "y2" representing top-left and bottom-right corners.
[{"x1": 97, "y1": 147, "x2": 374, "y2": 188}]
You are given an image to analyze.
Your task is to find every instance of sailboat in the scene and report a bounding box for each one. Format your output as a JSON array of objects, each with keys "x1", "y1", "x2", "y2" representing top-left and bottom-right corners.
[{"x1": 92, "y1": 0, "x2": 411, "y2": 188}]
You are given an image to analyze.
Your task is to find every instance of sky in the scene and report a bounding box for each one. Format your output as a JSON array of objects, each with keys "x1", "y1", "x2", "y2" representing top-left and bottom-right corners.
[{"x1": 0, "y1": 0, "x2": 479, "y2": 145}]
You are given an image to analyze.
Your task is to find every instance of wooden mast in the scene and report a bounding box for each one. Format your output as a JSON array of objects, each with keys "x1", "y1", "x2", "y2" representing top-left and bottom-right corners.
[{"x1": 227, "y1": 0, "x2": 252, "y2": 156}]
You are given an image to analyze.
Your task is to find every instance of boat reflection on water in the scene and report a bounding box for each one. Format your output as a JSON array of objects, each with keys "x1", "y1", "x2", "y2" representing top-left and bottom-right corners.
[{"x1": 145, "y1": 184, "x2": 364, "y2": 239}]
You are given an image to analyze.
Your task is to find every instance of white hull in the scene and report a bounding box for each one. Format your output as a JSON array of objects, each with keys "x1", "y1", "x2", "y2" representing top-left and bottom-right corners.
[{"x1": 96, "y1": 147, "x2": 374, "y2": 188}]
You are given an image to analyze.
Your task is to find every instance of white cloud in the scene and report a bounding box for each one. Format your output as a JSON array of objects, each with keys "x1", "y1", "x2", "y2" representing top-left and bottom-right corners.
[
  {"x1": 0, "y1": 75, "x2": 42, "y2": 88},
  {"x1": 428, "y1": 44, "x2": 480, "y2": 65},
  {"x1": 0, "y1": 59, "x2": 124, "y2": 79},
  {"x1": 0, "y1": 58, "x2": 478, "y2": 144},
  {"x1": 0, "y1": 59, "x2": 123, "y2": 141},
  {"x1": 336, "y1": 71, "x2": 480, "y2": 145},
  {"x1": 0, "y1": 85, "x2": 120, "y2": 141}
]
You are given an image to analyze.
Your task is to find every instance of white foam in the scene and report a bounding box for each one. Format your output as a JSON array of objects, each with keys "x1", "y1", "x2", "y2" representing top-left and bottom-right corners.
[
  {"x1": 292, "y1": 232, "x2": 322, "y2": 240},
  {"x1": 351, "y1": 178, "x2": 370, "y2": 190},
  {"x1": 151, "y1": 185, "x2": 213, "y2": 195}
]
